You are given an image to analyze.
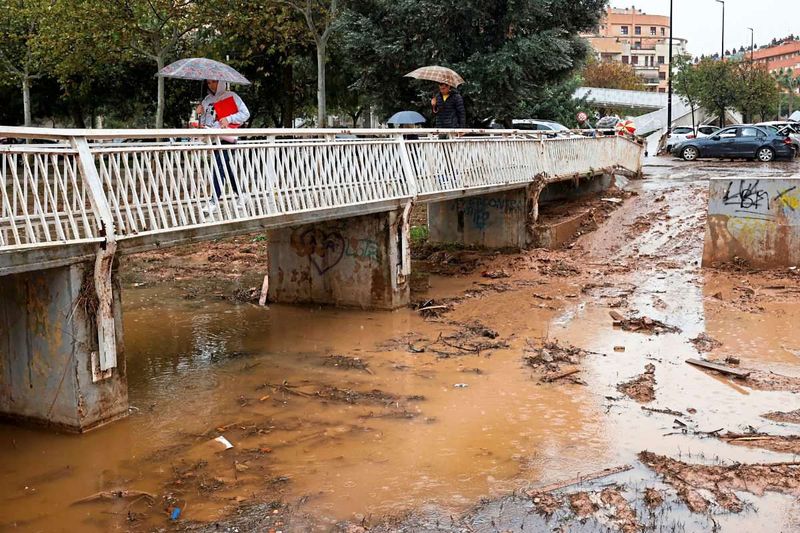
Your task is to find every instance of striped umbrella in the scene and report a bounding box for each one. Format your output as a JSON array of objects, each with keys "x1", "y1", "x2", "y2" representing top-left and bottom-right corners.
[
  {"x1": 157, "y1": 58, "x2": 250, "y2": 85},
  {"x1": 615, "y1": 119, "x2": 636, "y2": 136},
  {"x1": 404, "y1": 66, "x2": 464, "y2": 87}
]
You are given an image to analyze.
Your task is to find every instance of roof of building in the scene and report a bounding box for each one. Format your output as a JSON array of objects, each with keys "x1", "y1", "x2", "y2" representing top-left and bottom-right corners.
[{"x1": 753, "y1": 40, "x2": 800, "y2": 61}]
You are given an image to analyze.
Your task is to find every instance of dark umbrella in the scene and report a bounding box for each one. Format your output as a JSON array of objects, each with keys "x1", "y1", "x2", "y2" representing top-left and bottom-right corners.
[
  {"x1": 387, "y1": 111, "x2": 426, "y2": 125},
  {"x1": 157, "y1": 58, "x2": 250, "y2": 85}
]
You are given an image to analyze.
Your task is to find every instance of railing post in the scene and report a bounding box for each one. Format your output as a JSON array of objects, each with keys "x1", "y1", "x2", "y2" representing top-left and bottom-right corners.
[
  {"x1": 70, "y1": 136, "x2": 118, "y2": 377},
  {"x1": 394, "y1": 133, "x2": 419, "y2": 198}
]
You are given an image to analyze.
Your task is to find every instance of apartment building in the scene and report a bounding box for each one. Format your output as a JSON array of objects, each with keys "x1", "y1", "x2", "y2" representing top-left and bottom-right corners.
[
  {"x1": 752, "y1": 40, "x2": 800, "y2": 76},
  {"x1": 585, "y1": 7, "x2": 688, "y2": 92}
]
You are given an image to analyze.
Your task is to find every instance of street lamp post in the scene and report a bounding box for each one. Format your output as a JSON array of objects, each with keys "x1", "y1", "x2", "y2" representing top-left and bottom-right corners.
[
  {"x1": 715, "y1": 0, "x2": 725, "y2": 126},
  {"x1": 715, "y1": 0, "x2": 725, "y2": 58},
  {"x1": 748, "y1": 27, "x2": 754, "y2": 62},
  {"x1": 667, "y1": 0, "x2": 673, "y2": 132}
]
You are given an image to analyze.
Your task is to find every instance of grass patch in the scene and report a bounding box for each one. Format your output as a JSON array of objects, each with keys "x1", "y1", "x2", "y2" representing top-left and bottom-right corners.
[{"x1": 410, "y1": 225, "x2": 429, "y2": 243}]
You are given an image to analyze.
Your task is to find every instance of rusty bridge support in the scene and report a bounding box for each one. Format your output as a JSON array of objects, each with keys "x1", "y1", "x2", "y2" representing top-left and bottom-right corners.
[
  {"x1": 0, "y1": 262, "x2": 128, "y2": 431},
  {"x1": 267, "y1": 207, "x2": 412, "y2": 310}
]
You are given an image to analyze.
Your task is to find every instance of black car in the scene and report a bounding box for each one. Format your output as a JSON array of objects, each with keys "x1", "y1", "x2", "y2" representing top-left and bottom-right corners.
[{"x1": 672, "y1": 125, "x2": 794, "y2": 162}]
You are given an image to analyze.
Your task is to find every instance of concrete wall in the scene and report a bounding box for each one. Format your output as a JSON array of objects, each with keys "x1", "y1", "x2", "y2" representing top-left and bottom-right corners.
[
  {"x1": 538, "y1": 174, "x2": 615, "y2": 204},
  {"x1": 703, "y1": 177, "x2": 800, "y2": 267},
  {"x1": 427, "y1": 189, "x2": 529, "y2": 248},
  {"x1": 268, "y1": 210, "x2": 409, "y2": 309},
  {"x1": 0, "y1": 263, "x2": 128, "y2": 431}
]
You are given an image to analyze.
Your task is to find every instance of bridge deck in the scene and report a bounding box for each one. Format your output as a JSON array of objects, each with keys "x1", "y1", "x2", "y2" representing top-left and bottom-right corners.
[{"x1": 0, "y1": 128, "x2": 643, "y2": 275}]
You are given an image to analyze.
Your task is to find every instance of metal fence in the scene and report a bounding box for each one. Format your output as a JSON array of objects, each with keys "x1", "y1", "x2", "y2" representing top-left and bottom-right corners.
[{"x1": 0, "y1": 127, "x2": 643, "y2": 255}]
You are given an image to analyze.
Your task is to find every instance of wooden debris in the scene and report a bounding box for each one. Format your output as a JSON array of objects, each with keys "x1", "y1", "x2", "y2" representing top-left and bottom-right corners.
[
  {"x1": 527, "y1": 465, "x2": 633, "y2": 494},
  {"x1": 541, "y1": 368, "x2": 581, "y2": 383},
  {"x1": 686, "y1": 358, "x2": 751, "y2": 378},
  {"x1": 73, "y1": 490, "x2": 156, "y2": 505}
]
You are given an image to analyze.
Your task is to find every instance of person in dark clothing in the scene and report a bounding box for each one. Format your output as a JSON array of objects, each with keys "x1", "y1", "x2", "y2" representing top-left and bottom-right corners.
[{"x1": 431, "y1": 83, "x2": 466, "y2": 128}]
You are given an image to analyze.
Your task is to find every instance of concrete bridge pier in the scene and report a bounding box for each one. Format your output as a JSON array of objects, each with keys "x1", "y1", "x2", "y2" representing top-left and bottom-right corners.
[
  {"x1": 426, "y1": 187, "x2": 537, "y2": 249},
  {"x1": 267, "y1": 207, "x2": 411, "y2": 309},
  {"x1": 0, "y1": 262, "x2": 128, "y2": 432},
  {"x1": 426, "y1": 173, "x2": 616, "y2": 249}
]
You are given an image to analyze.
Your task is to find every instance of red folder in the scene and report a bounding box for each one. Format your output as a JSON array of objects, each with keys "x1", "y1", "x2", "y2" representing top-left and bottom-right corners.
[{"x1": 213, "y1": 96, "x2": 239, "y2": 121}]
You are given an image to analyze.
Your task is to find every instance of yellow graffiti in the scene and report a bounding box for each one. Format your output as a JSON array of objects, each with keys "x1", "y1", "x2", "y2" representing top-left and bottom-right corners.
[{"x1": 776, "y1": 193, "x2": 800, "y2": 210}]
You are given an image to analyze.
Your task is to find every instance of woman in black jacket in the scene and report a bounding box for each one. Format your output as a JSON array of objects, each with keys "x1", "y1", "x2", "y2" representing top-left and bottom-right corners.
[{"x1": 431, "y1": 83, "x2": 466, "y2": 128}]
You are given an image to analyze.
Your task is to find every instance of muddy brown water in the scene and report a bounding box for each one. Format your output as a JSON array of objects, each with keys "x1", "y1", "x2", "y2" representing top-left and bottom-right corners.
[{"x1": 2, "y1": 158, "x2": 800, "y2": 532}]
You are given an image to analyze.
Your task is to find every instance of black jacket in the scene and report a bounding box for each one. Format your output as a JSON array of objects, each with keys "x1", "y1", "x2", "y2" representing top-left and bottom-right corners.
[{"x1": 433, "y1": 90, "x2": 466, "y2": 128}]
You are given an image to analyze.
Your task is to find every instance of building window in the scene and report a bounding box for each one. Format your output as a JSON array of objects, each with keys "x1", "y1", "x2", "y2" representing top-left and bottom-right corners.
[
  {"x1": 658, "y1": 56, "x2": 665, "y2": 65},
  {"x1": 622, "y1": 56, "x2": 629, "y2": 64},
  {"x1": 635, "y1": 26, "x2": 641, "y2": 35},
  {"x1": 650, "y1": 27, "x2": 657, "y2": 36},
  {"x1": 631, "y1": 56, "x2": 639, "y2": 65},
  {"x1": 658, "y1": 88, "x2": 666, "y2": 93},
  {"x1": 661, "y1": 28, "x2": 666, "y2": 36},
  {"x1": 621, "y1": 26, "x2": 629, "y2": 35},
  {"x1": 659, "y1": 71, "x2": 666, "y2": 80}
]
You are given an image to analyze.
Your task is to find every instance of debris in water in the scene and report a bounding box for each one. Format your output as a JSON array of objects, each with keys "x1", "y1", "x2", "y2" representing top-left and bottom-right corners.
[
  {"x1": 617, "y1": 364, "x2": 656, "y2": 403},
  {"x1": 689, "y1": 332, "x2": 722, "y2": 352},
  {"x1": 214, "y1": 436, "x2": 234, "y2": 450},
  {"x1": 73, "y1": 489, "x2": 156, "y2": 505},
  {"x1": 685, "y1": 358, "x2": 750, "y2": 378},
  {"x1": 453, "y1": 383, "x2": 468, "y2": 388},
  {"x1": 609, "y1": 311, "x2": 681, "y2": 334},
  {"x1": 639, "y1": 450, "x2": 800, "y2": 513},
  {"x1": 719, "y1": 432, "x2": 800, "y2": 454},
  {"x1": 323, "y1": 354, "x2": 373, "y2": 374},
  {"x1": 481, "y1": 269, "x2": 510, "y2": 279},
  {"x1": 762, "y1": 409, "x2": 800, "y2": 424}
]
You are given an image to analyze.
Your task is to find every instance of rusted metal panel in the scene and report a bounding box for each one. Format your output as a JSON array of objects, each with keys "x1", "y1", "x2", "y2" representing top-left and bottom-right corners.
[{"x1": 703, "y1": 177, "x2": 800, "y2": 267}]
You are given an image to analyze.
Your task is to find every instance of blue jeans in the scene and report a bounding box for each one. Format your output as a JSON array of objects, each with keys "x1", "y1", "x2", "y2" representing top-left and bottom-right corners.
[{"x1": 213, "y1": 145, "x2": 239, "y2": 198}]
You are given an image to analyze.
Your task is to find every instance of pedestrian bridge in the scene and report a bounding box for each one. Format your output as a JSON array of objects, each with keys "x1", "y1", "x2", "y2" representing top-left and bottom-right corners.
[{"x1": 0, "y1": 127, "x2": 642, "y2": 431}]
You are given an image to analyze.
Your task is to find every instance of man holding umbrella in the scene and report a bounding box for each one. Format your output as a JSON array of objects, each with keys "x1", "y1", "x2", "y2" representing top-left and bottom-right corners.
[
  {"x1": 405, "y1": 66, "x2": 466, "y2": 129},
  {"x1": 431, "y1": 83, "x2": 465, "y2": 129}
]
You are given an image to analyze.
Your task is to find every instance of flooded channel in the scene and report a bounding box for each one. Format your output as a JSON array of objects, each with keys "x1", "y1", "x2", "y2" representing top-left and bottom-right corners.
[{"x1": 1, "y1": 159, "x2": 800, "y2": 532}]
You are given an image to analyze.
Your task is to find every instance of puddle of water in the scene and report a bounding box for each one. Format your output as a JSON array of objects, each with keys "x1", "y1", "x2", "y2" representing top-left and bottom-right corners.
[{"x1": 2, "y1": 166, "x2": 800, "y2": 531}]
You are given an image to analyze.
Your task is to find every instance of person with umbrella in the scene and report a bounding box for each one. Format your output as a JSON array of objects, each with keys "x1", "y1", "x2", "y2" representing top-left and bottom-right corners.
[
  {"x1": 157, "y1": 58, "x2": 251, "y2": 215},
  {"x1": 196, "y1": 79, "x2": 250, "y2": 215},
  {"x1": 405, "y1": 66, "x2": 466, "y2": 130}
]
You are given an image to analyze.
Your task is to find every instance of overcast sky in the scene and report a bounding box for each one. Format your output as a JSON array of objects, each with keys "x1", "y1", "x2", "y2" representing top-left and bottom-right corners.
[{"x1": 608, "y1": 0, "x2": 800, "y2": 57}]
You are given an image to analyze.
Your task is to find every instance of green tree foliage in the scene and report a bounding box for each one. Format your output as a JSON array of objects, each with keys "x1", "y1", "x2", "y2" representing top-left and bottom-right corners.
[
  {"x1": 338, "y1": 0, "x2": 608, "y2": 126},
  {"x1": 691, "y1": 58, "x2": 738, "y2": 126},
  {"x1": 0, "y1": 0, "x2": 50, "y2": 126},
  {"x1": 582, "y1": 59, "x2": 644, "y2": 91},
  {"x1": 734, "y1": 62, "x2": 779, "y2": 123},
  {"x1": 198, "y1": 0, "x2": 314, "y2": 127},
  {"x1": 774, "y1": 68, "x2": 798, "y2": 117},
  {"x1": 672, "y1": 55, "x2": 702, "y2": 131}
]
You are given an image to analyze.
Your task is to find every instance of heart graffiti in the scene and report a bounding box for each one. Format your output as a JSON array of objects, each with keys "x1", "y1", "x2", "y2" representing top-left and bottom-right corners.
[{"x1": 290, "y1": 228, "x2": 346, "y2": 275}]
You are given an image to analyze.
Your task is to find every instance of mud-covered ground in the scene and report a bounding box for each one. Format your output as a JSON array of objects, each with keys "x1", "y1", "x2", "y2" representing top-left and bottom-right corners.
[{"x1": 2, "y1": 155, "x2": 800, "y2": 532}]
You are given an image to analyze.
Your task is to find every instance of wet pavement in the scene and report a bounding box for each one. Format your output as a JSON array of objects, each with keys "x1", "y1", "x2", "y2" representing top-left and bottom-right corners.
[{"x1": 1, "y1": 156, "x2": 800, "y2": 532}]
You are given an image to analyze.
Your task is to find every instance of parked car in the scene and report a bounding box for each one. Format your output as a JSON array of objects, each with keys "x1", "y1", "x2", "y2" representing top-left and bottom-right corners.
[
  {"x1": 672, "y1": 125, "x2": 794, "y2": 162},
  {"x1": 755, "y1": 121, "x2": 800, "y2": 157},
  {"x1": 666, "y1": 125, "x2": 718, "y2": 151},
  {"x1": 666, "y1": 126, "x2": 695, "y2": 151},
  {"x1": 489, "y1": 119, "x2": 577, "y2": 137},
  {"x1": 0, "y1": 137, "x2": 22, "y2": 145}
]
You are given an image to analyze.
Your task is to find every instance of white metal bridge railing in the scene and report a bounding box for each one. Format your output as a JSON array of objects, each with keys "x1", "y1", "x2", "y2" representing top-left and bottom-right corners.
[{"x1": 0, "y1": 127, "x2": 643, "y2": 258}]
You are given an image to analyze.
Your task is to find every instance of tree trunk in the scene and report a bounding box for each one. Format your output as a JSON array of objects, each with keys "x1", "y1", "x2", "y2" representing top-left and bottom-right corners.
[
  {"x1": 156, "y1": 55, "x2": 165, "y2": 129},
  {"x1": 22, "y1": 77, "x2": 31, "y2": 127},
  {"x1": 316, "y1": 39, "x2": 327, "y2": 127},
  {"x1": 281, "y1": 62, "x2": 294, "y2": 128},
  {"x1": 790, "y1": 88, "x2": 794, "y2": 116},
  {"x1": 719, "y1": 106, "x2": 725, "y2": 127},
  {"x1": 690, "y1": 105, "x2": 696, "y2": 134}
]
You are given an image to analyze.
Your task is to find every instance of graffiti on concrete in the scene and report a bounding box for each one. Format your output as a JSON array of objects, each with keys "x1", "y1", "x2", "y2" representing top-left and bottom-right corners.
[
  {"x1": 451, "y1": 197, "x2": 525, "y2": 230},
  {"x1": 722, "y1": 180, "x2": 798, "y2": 219},
  {"x1": 291, "y1": 228, "x2": 346, "y2": 275},
  {"x1": 345, "y1": 238, "x2": 380, "y2": 262},
  {"x1": 290, "y1": 227, "x2": 380, "y2": 275}
]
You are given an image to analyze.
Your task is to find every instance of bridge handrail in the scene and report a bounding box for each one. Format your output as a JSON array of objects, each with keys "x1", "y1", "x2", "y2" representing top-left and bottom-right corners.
[{"x1": 0, "y1": 127, "x2": 643, "y2": 263}]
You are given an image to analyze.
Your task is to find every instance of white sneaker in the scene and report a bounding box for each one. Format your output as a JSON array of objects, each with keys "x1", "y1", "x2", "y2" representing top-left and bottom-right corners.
[
  {"x1": 202, "y1": 199, "x2": 218, "y2": 215},
  {"x1": 236, "y1": 194, "x2": 248, "y2": 211}
]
